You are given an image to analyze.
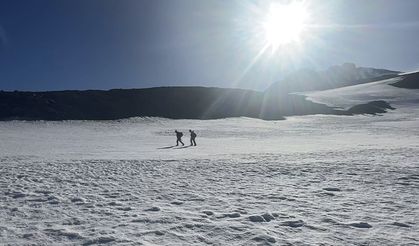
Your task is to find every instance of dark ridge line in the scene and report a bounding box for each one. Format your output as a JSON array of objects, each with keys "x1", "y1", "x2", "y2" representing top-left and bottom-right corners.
[{"x1": 0, "y1": 86, "x2": 395, "y2": 121}]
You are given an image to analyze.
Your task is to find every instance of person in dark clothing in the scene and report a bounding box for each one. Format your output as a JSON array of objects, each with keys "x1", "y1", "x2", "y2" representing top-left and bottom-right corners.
[
  {"x1": 175, "y1": 130, "x2": 184, "y2": 146},
  {"x1": 189, "y1": 130, "x2": 197, "y2": 146}
]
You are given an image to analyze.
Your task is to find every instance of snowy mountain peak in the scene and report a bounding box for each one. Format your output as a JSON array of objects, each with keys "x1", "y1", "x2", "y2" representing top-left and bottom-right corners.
[{"x1": 267, "y1": 63, "x2": 400, "y2": 94}]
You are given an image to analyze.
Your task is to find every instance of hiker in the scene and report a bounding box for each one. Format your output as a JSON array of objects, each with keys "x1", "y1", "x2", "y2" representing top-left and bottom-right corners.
[
  {"x1": 175, "y1": 130, "x2": 184, "y2": 146},
  {"x1": 189, "y1": 130, "x2": 197, "y2": 146}
]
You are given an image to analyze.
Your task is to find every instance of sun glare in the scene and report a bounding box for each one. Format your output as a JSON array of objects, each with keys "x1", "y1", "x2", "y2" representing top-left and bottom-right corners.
[{"x1": 263, "y1": 2, "x2": 309, "y2": 50}]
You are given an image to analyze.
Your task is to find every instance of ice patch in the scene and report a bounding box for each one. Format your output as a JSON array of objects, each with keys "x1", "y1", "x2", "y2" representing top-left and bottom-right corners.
[{"x1": 348, "y1": 222, "x2": 372, "y2": 229}]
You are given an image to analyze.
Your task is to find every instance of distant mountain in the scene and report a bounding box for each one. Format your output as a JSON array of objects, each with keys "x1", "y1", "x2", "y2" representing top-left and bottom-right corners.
[
  {"x1": 301, "y1": 71, "x2": 419, "y2": 110},
  {"x1": 267, "y1": 63, "x2": 400, "y2": 94},
  {"x1": 1, "y1": 64, "x2": 408, "y2": 121},
  {"x1": 0, "y1": 87, "x2": 262, "y2": 120},
  {"x1": 0, "y1": 84, "x2": 398, "y2": 121},
  {"x1": 0, "y1": 86, "x2": 352, "y2": 121}
]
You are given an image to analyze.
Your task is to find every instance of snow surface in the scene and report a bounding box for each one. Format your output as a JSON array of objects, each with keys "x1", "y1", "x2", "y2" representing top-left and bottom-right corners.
[{"x1": 1, "y1": 106, "x2": 419, "y2": 244}]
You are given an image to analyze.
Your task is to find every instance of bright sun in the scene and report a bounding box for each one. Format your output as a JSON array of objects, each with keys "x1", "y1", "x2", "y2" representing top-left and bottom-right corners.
[{"x1": 263, "y1": 2, "x2": 309, "y2": 50}]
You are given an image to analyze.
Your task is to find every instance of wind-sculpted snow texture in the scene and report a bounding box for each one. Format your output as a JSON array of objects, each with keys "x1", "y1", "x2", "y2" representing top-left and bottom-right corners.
[{"x1": 1, "y1": 106, "x2": 418, "y2": 245}]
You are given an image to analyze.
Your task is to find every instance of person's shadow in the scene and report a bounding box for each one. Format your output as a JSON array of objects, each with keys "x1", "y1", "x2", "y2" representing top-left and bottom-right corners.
[
  {"x1": 157, "y1": 145, "x2": 192, "y2": 150},
  {"x1": 157, "y1": 145, "x2": 177, "y2": 149},
  {"x1": 176, "y1": 146, "x2": 192, "y2": 149}
]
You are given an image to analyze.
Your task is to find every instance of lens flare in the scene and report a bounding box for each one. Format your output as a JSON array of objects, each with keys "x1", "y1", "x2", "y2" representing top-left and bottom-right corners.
[{"x1": 263, "y1": 2, "x2": 309, "y2": 50}]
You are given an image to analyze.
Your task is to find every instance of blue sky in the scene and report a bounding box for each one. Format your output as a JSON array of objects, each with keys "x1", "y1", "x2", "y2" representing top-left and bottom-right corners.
[{"x1": 0, "y1": 0, "x2": 419, "y2": 91}]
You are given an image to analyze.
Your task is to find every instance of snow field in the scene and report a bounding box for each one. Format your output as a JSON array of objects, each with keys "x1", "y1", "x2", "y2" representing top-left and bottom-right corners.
[{"x1": 1, "y1": 105, "x2": 418, "y2": 245}]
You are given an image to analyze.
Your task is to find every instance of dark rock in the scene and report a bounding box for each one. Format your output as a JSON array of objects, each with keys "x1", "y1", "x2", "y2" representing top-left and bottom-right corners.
[
  {"x1": 224, "y1": 212, "x2": 241, "y2": 218},
  {"x1": 83, "y1": 236, "x2": 116, "y2": 246},
  {"x1": 252, "y1": 234, "x2": 276, "y2": 243},
  {"x1": 347, "y1": 100, "x2": 395, "y2": 115},
  {"x1": 392, "y1": 72, "x2": 419, "y2": 89},
  {"x1": 391, "y1": 222, "x2": 411, "y2": 228},
  {"x1": 171, "y1": 201, "x2": 183, "y2": 205},
  {"x1": 323, "y1": 187, "x2": 341, "y2": 192},
  {"x1": 70, "y1": 197, "x2": 84, "y2": 203},
  {"x1": 249, "y1": 215, "x2": 265, "y2": 223},
  {"x1": 261, "y1": 213, "x2": 275, "y2": 222},
  {"x1": 202, "y1": 211, "x2": 214, "y2": 216},
  {"x1": 10, "y1": 192, "x2": 26, "y2": 199},
  {"x1": 348, "y1": 222, "x2": 372, "y2": 228},
  {"x1": 145, "y1": 206, "x2": 160, "y2": 212},
  {"x1": 280, "y1": 220, "x2": 305, "y2": 228}
]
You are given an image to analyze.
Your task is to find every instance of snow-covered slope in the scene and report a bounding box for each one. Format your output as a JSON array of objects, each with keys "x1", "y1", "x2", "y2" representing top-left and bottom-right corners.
[
  {"x1": 1, "y1": 106, "x2": 418, "y2": 245},
  {"x1": 267, "y1": 63, "x2": 400, "y2": 94},
  {"x1": 303, "y1": 76, "x2": 419, "y2": 109}
]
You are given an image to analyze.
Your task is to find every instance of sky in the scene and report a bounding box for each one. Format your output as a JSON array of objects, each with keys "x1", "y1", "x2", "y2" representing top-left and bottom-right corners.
[{"x1": 0, "y1": 0, "x2": 419, "y2": 91}]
